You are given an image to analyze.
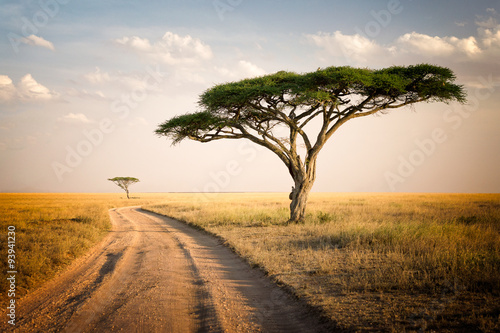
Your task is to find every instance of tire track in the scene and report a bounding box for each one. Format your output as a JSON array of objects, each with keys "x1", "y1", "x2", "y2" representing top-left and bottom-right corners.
[
  {"x1": 139, "y1": 208, "x2": 329, "y2": 333},
  {"x1": 2, "y1": 207, "x2": 329, "y2": 332}
]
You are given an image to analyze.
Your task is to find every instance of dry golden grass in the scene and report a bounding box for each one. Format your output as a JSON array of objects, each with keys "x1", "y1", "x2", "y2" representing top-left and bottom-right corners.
[
  {"x1": 145, "y1": 192, "x2": 500, "y2": 332},
  {"x1": 2, "y1": 192, "x2": 498, "y2": 331},
  {"x1": 0, "y1": 193, "x2": 172, "y2": 306}
]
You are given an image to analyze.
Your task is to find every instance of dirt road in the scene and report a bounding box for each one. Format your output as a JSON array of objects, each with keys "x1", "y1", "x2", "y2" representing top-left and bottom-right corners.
[{"x1": 5, "y1": 207, "x2": 330, "y2": 332}]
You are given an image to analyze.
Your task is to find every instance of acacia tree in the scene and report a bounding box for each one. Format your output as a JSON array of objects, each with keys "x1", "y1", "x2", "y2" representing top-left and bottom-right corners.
[
  {"x1": 156, "y1": 64, "x2": 465, "y2": 222},
  {"x1": 108, "y1": 177, "x2": 140, "y2": 199}
]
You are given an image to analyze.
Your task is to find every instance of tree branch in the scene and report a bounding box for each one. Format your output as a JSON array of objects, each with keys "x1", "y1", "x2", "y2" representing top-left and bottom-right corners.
[{"x1": 234, "y1": 124, "x2": 292, "y2": 168}]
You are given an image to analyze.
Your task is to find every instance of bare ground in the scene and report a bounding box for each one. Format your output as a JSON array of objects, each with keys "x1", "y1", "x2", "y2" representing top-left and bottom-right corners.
[{"x1": 1, "y1": 207, "x2": 331, "y2": 332}]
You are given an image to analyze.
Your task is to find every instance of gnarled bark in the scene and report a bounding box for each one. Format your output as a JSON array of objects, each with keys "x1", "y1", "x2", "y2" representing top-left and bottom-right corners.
[
  {"x1": 288, "y1": 157, "x2": 316, "y2": 223},
  {"x1": 289, "y1": 182, "x2": 312, "y2": 222}
]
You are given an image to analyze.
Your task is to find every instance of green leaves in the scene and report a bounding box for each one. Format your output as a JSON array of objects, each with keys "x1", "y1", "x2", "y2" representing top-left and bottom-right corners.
[
  {"x1": 200, "y1": 70, "x2": 301, "y2": 110},
  {"x1": 304, "y1": 66, "x2": 372, "y2": 89},
  {"x1": 108, "y1": 177, "x2": 140, "y2": 198},
  {"x1": 155, "y1": 64, "x2": 466, "y2": 145},
  {"x1": 373, "y1": 64, "x2": 466, "y2": 103},
  {"x1": 108, "y1": 177, "x2": 140, "y2": 182},
  {"x1": 155, "y1": 112, "x2": 230, "y2": 144},
  {"x1": 199, "y1": 64, "x2": 465, "y2": 111}
]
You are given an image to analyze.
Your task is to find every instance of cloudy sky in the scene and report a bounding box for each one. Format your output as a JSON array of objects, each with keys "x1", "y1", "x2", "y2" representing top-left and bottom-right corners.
[{"x1": 1, "y1": 0, "x2": 499, "y2": 193}]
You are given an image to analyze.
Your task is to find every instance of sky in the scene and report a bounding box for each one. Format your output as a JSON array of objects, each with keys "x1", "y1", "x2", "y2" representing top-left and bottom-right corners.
[{"x1": 0, "y1": 0, "x2": 499, "y2": 194}]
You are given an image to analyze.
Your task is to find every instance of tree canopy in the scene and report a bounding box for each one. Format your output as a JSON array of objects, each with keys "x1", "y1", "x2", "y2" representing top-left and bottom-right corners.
[
  {"x1": 156, "y1": 64, "x2": 465, "y2": 221},
  {"x1": 108, "y1": 177, "x2": 140, "y2": 199}
]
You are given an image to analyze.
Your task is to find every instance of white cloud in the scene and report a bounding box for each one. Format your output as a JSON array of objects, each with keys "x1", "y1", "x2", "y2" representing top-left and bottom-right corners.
[
  {"x1": 21, "y1": 35, "x2": 55, "y2": 51},
  {"x1": 305, "y1": 20, "x2": 500, "y2": 92},
  {"x1": 115, "y1": 36, "x2": 152, "y2": 52},
  {"x1": 115, "y1": 31, "x2": 213, "y2": 65},
  {"x1": 397, "y1": 32, "x2": 481, "y2": 57},
  {"x1": 215, "y1": 60, "x2": 266, "y2": 80},
  {"x1": 0, "y1": 74, "x2": 58, "y2": 103},
  {"x1": 0, "y1": 75, "x2": 17, "y2": 102},
  {"x1": 84, "y1": 67, "x2": 111, "y2": 84},
  {"x1": 450, "y1": 36, "x2": 482, "y2": 56},
  {"x1": 238, "y1": 60, "x2": 266, "y2": 77},
  {"x1": 307, "y1": 22, "x2": 495, "y2": 66},
  {"x1": 397, "y1": 32, "x2": 455, "y2": 56},
  {"x1": 306, "y1": 31, "x2": 387, "y2": 63},
  {"x1": 478, "y1": 24, "x2": 500, "y2": 49},
  {"x1": 476, "y1": 17, "x2": 498, "y2": 29},
  {"x1": 17, "y1": 74, "x2": 58, "y2": 101},
  {"x1": 58, "y1": 113, "x2": 93, "y2": 124},
  {"x1": 66, "y1": 87, "x2": 107, "y2": 101}
]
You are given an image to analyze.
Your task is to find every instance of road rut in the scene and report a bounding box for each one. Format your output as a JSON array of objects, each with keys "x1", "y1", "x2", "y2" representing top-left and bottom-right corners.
[{"x1": 5, "y1": 207, "x2": 329, "y2": 332}]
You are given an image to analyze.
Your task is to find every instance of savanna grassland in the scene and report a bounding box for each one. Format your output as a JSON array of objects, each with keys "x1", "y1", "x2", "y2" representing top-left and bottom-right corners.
[
  {"x1": 0, "y1": 193, "x2": 172, "y2": 307},
  {"x1": 1, "y1": 192, "x2": 499, "y2": 332},
  {"x1": 144, "y1": 193, "x2": 500, "y2": 332}
]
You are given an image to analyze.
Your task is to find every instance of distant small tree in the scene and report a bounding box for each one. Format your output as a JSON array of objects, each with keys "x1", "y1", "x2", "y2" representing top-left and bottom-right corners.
[
  {"x1": 108, "y1": 177, "x2": 140, "y2": 199},
  {"x1": 156, "y1": 64, "x2": 466, "y2": 222}
]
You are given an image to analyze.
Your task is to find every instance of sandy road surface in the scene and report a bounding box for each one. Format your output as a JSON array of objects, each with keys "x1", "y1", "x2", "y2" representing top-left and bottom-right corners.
[{"x1": 3, "y1": 207, "x2": 330, "y2": 332}]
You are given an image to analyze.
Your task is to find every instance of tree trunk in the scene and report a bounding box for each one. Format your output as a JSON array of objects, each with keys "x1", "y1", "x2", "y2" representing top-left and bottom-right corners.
[
  {"x1": 289, "y1": 180, "x2": 313, "y2": 223},
  {"x1": 288, "y1": 154, "x2": 318, "y2": 223},
  {"x1": 289, "y1": 186, "x2": 308, "y2": 222},
  {"x1": 126, "y1": 189, "x2": 130, "y2": 199}
]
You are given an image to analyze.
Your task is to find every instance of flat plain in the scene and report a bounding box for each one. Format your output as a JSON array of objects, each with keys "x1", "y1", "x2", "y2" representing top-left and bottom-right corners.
[{"x1": 1, "y1": 192, "x2": 499, "y2": 332}]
